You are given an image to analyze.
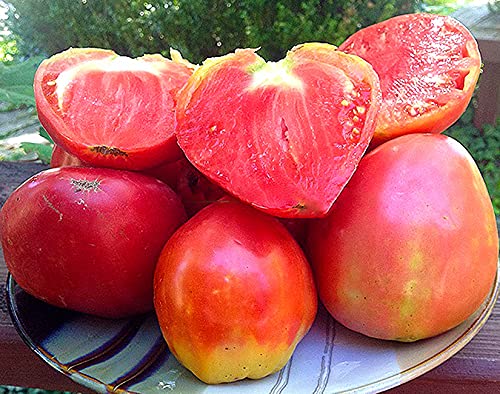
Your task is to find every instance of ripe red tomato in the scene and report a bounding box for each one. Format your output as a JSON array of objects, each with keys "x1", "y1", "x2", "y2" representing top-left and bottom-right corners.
[
  {"x1": 339, "y1": 13, "x2": 481, "y2": 146},
  {"x1": 154, "y1": 200, "x2": 317, "y2": 383},
  {"x1": 34, "y1": 48, "x2": 192, "y2": 170},
  {"x1": 176, "y1": 43, "x2": 380, "y2": 218},
  {"x1": 308, "y1": 134, "x2": 498, "y2": 341},
  {"x1": 144, "y1": 155, "x2": 226, "y2": 217},
  {"x1": 1, "y1": 167, "x2": 187, "y2": 318},
  {"x1": 279, "y1": 217, "x2": 309, "y2": 248}
]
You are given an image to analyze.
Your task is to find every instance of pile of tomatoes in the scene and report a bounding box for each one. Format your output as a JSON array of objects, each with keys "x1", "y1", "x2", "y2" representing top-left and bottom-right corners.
[{"x1": 1, "y1": 13, "x2": 498, "y2": 384}]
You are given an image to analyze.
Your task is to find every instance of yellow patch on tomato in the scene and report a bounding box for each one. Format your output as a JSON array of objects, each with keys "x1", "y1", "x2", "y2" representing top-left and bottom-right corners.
[
  {"x1": 400, "y1": 279, "x2": 418, "y2": 319},
  {"x1": 409, "y1": 251, "x2": 424, "y2": 271},
  {"x1": 169, "y1": 336, "x2": 298, "y2": 384}
]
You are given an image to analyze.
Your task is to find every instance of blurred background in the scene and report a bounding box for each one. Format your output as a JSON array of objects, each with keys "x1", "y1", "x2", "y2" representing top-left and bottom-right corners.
[{"x1": 0, "y1": 0, "x2": 497, "y2": 202}]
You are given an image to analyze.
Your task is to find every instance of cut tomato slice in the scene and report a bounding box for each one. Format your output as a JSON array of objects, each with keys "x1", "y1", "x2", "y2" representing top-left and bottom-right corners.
[
  {"x1": 35, "y1": 48, "x2": 193, "y2": 170},
  {"x1": 339, "y1": 13, "x2": 481, "y2": 146},
  {"x1": 176, "y1": 44, "x2": 380, "y2": 218}
]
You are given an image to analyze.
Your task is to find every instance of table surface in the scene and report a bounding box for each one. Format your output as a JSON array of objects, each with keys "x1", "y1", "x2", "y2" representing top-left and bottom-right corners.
[{"x1": 0, "y1": 161, "x2": 499, "y2": 393}]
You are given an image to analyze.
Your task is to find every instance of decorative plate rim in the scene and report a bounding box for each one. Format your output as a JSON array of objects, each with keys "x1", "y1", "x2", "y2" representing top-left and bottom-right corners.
[{"x1": 6, "y1": 261, "x2": 500, "y2": 394}]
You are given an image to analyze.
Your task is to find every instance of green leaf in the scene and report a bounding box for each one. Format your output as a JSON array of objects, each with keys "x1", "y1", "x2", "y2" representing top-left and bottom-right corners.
[
  {"x1": 39, "y1": 126, "x2": 54, "y2": 143},
  {"x1": 20, "y1": 142, "x2": 52, "y2": 164},
  {"x1": 0, "y1": 56, "x2": 45, "y2": 108}
]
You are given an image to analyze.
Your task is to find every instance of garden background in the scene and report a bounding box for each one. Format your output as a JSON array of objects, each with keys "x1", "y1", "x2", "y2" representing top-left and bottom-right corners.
[{"x1": 0, "y1": 1, "x2": 498, "y2": 391}]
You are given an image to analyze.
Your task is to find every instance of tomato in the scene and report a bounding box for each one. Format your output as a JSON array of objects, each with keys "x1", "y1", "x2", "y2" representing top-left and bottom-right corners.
[
  {"x1": 176, "y1": 43, "x2": 380, "y2": 218},
  {"x1": 279, "y1": 217, "x2": 309, "y2": 249},
  {"x1": 307, "y1": 134, "x2": 498, "y2": 341},
  {"x1": 339, "y1": 13, "x2": 481, "y2": 146},
  {"x1": 1, "y1": 167, "x2": 187, "y2": 318},
  {"x1": 154, "y1": 199, "x2": 317, "y2": 383},
  {"x1": 34, "y1": 48, "x2": 192, "y2": 170},
  {"x1": 145, "y1": 155, "x2": 226, "y2": 217}
]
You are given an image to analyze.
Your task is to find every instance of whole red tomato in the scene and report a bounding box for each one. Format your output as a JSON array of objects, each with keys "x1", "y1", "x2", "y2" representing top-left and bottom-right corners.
[
  {"x1": 144, "y1": 155, "x2": 226, "y2": 217},
  {"x1": 154, "y1": 200, "x2": 317, "y2": 383},
  {"x1": 50, "y1": 144, "x2": 226, "y2": 218},
  {"x1": 308, "y1": 134, "x2": 498, "y2": 341},
  {"x1": 1, "y1": 167, "x2": 186, "y2": 318}
]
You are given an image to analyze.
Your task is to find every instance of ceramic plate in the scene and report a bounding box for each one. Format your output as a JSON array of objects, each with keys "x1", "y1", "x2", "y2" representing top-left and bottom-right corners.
[{"x1": 7, "y1": 267, "x2": 499, "y2": 394}]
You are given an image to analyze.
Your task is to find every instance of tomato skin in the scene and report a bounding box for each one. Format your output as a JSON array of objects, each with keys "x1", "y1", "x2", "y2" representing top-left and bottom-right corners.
[
  {"x1": 154, "y1": 200, "x2": 317, "y2": 383},
  {"x1": 308, "y1": 134, "x2": 498, "y2": 341},
  {"x1": 279, "y1": 217, "x2": 309, "y2": 249},
  {"x1": 144, "y1": 155, "x2": 226, "y2": 217},
  {"x1": 35, "y1": 48, "x2": 190, "y2": 170},
  {"x1": 1, "y1": 167, "x2": 187, "y2": 318},
  {"x1": 50, "y1": 143, "x2": 226, "y2": 217},
  {"x1": 339, "y1": 13, "x2": 481, "y2": 147}
]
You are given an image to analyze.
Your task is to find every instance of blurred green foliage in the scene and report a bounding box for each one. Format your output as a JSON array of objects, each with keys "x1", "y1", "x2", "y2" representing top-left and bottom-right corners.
[
  {"x1": 0, "y1": 35, "x2": 18, "y2": 62},
  {"x1": 421, "y1": 0, "x2": 477, "y2": 15},
  {"x1": 488, "y1": 0, "x2": 500, "y2": 13},
  {"x1": 0, "y1": 55, "x2": 43, "y2": 108},
  {"x1": 3, "y1": 0, "x2": 418, "y2": 63},
  {"x1": 445, "y1": 107, "x2": 500, "y2": 215}
]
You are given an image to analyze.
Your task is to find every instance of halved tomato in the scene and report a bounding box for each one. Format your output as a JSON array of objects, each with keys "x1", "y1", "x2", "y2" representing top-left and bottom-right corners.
[
  {"x1": 176, "y1": 43, "x2": 380, "y2": 218},
  {"x1": 339, "y1": 13, "x2": 481, "y2": 146},
  {"x1": 35, "y1": 48, "x2": 193, "y2": 170}
]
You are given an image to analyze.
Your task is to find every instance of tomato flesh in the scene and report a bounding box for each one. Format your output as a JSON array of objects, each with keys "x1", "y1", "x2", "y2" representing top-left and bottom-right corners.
[
  {"x1": 339, "y1": 13, "x2": 481, "y2": 146},
  {"x1": 176, "y1": 44, "x2": 380, "y2": 218},
  {"x1": 35, "y1": 48, "x2": 192, "y2": 170}
]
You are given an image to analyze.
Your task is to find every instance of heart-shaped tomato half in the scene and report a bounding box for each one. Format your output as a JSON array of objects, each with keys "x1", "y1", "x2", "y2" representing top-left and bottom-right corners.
[{"x1": 176, "y1": 43, "x2": 380, "y2": 218}]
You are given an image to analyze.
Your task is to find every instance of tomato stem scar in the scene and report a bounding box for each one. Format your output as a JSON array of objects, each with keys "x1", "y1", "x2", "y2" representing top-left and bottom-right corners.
[{"x1": 70, "y1": 178, "x2": 102, "y2": 193}]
